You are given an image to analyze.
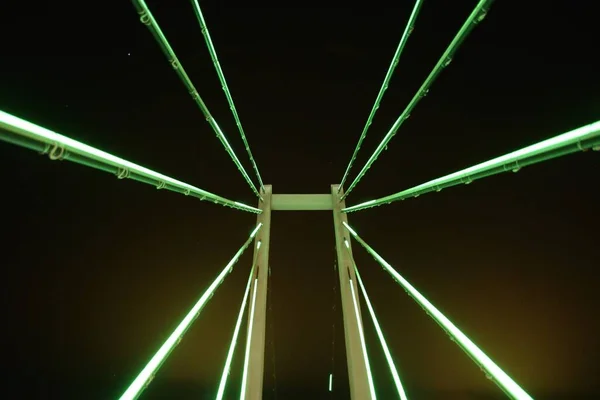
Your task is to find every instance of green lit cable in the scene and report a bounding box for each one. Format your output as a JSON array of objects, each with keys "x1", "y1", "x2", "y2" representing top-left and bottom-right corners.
[
  {"x1": 0, "y1": 110, "x2": 260, "y2": 214},
  {"x1": 131, "y1": 0, "x2": 261, "y2": 199},
  {"x1": 343, "y1": 222, "x2": 534, "y2": 400},
  {"x1": 339, "y1": 0, "x2": 424, "y2": 192},
  {"x1": 119, "y1": 223, "x2": 262, "y2": 400},
  {"x1": 190, "y1": 0, "x2": 265, "y2": 193},
  {"x1": 344, "y1": 119, "x2": 600, "y2": 213},
  {"x1": 344, "y1": 239, "x2": 408, "y2": 400},
  {"x1": 342, "y1": 0, "x2": 495, "y2": 200}
]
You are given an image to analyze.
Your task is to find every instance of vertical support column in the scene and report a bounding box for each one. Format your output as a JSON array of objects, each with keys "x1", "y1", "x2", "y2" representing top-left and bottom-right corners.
[
  {"x1": 245, "y1": 185, "x2": 272, "y2": 400},
  {"x1": 331, "y1": 184, "x2": 371, "y2": 399}
]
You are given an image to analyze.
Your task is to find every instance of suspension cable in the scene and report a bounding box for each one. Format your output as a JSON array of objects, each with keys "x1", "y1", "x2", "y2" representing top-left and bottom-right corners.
[
  {"x1": 0, "y1": 110, "x2": 261, "y2": 214},
  {"x1": 190, "y1": 0, "x2": 265, "y2": 193},
  {"x1": 119, "y1": 223, "x2": 262, "y2": 400},
  {"x1": 338, "y1": 0, "x2": 424, "y2": 192},
  {"x1": 342, "y1": 0, "x2": 495, "y2": 200},
  {"x1": 216, "y1": 247, "x2": 258, "y2": 400},
  {"x1": 342, "y1": 222, "x2": 533, "y2": 400},
  {"x1": 343, "y1": 119, "x2": 600, "y2": 213},
  {"x1": 343, "y1": 239, "x2": 408, "y2": 400},
  {"x1": 131, "y1": 0, "x2": 261, "y2": 199}
]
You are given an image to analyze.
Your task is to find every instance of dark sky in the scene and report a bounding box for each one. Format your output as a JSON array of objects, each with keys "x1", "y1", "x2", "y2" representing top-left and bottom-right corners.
[{"x1": 1, "y1": 1, "x2": 599, "y2": 399}]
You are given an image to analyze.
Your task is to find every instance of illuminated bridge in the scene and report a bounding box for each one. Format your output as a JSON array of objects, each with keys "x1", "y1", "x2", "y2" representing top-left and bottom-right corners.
[{"x1": 1, "y1": 1, "x2": 598, "y2": 399}]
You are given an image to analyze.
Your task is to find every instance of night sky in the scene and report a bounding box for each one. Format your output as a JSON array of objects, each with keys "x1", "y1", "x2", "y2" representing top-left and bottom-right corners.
[{"x1": 1, "y1": 1, "x2": 599, "y2": 399}]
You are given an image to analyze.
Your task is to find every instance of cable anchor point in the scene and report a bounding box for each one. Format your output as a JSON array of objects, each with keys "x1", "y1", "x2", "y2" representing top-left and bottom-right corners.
[{"x1": 156, "y1": 181, "x2": 166, "y2": 190}]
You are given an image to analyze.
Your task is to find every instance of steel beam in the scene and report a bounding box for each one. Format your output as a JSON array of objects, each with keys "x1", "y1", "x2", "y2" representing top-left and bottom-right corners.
[
  {"x1": 271, "y1": 194, "x2": 333, "y2": 211},
  {"x1": 331, "y1": 184, "x2": 372, "y2": 399},
  {"x1": 244, "y1": 185, "x2": 272, "y2": 399}
]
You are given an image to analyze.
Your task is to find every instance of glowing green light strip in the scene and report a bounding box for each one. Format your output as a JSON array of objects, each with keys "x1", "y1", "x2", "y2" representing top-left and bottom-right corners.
[
  {"x1": 344, "y1": 119, "x2": 600, "y2": 212},
  {"x1": 119, "y1": 224, "x2": 262, "y2": 400},
  {"x1": 216, "y1": 248, "x2": 258, "y2": 400},
  {"x1": 349, "y1": 278, "x2": 377, "y2": 399},
  {"x1": 345, "y1": 240, "x2": 408, "y2": 400},
  {"x1": 0, "y1": 110, "x2": 260, "y2": 214},
  {"x1": 338, "y1": 0, "x2": 424, "y2": 192},
  {"x1": 342, "y1": 222, "x2": 534, "y2": 400},
  {"x1": 328, "y1": 373, "x2": 333, "y2": 392},
  {"x1": 131, "y1": 0, "x2": 261, "y2": 199},
  {"x1": 190, "y1": 0, "x2": 265, "y2": 193},
  {"x1": 342, "y1": 0, "x2": 495, "y2": 199},
  {"x1": 240, "y1": 278, "x2": 259, "y2": 400}
]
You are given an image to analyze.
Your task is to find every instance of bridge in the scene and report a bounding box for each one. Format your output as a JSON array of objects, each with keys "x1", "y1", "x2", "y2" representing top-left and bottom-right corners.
[{"x1": 1, "y1": 1, "x2": 598, "y2": 399}]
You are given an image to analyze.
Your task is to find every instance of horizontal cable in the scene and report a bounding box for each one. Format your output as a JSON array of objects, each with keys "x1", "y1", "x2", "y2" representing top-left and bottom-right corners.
[
  {"x1": 343, "y1": 119, "x2": 600, "y2": 213},
  {"x1": 0, "y1": 110, "x2": 261, "y2": 214},
  {"x1": 190, "y1": 0, "x2": 266, "y2": 192},
  {"x1": 342, "y1": 0, "x2": 495, "y2": 200},
  {"x1": 131, "y1": 0, "x2": 261, "y2": 199},
  {"x1": 119, "y1": 223, "x2": 262, "y2": 400},
  {"x1": 338, "y1": 0, "x2": 424, "y2": 192},
  {"x1": 342, "y1": 222, "x2": 533, "y2": 400}
]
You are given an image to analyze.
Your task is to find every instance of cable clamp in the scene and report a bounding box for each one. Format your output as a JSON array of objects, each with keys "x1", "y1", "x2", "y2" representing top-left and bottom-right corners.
[
  {"x1": 475, "y1": 8, "x2": 488, "y2": 23},
  {"x1": 169, "y1": 59, "x2": 179, "y2": 70},
  {"x1": 156, "y1": 181, "x2": 166, "y2": 190},
  {"x1": 461, "y1": 176, "x2": 473, "y2": 185},
  {"x1": 116, "y1": 167, "x2": 130, "y2": 179},
  {"x1": 139, "y1": 12, "x2": 151, "y2": 26},
  {"x1": 183, "y1": 188, "x2": 191, "y2": 195},
  {"x1": 48, "y1": 143, "x2": 66, "y2": 160}
]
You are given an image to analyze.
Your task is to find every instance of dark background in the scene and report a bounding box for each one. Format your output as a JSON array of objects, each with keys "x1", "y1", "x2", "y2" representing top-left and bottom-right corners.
[{"x1": 1, "y1": 0, "x2": 598, "y2": 399}]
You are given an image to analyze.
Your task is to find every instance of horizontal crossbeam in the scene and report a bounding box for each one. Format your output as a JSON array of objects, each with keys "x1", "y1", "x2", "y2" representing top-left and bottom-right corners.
[
  {"x1": 271, "y1": 194, "x2": 333, "y2": 211},
  {"x1": 0, "y1": 110, "x2": 261, "y2": 214}
]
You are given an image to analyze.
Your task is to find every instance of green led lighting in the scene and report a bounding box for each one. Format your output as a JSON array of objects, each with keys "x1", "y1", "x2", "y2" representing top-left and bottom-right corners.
[
  {"x1": 338, "y1": 0, "x2": 424, "y2": 192},
  {"x1": 349, "y1": 278, "x2": 377, "y2": 400},
  {"x1": 328, "y1": 373, "x2": 333, "y2": 392},
  {"x1": 343, "y1": 222, "x2": 533, "y2": 400},
  {"x1": 118, "y1": 223, "x2": 262, "y2": 400},
  {"x1": 216, "y1": 264, "x2": 256, "y2": 400},
  {"x1": 344, "y1": 120, "x2": 600, "y2": 212},
  {"x1": 240, "y1": 278, "x2": 259, "y2": 400},
  {"x1": 353, "y1": 263, "x2": 408, "y2": 400},
  {"x1": 0, "y1": 110, "x2": 260, "y2": 214},
  {"x1": 342, "y1": 0, "x2": 495, "y2": 199},
  {"x1": 131, "y1": 0, "x2": 261, "y2": 199},
  {"x1": 190, "y1": 0, "x2": 265, "y2": 192}
]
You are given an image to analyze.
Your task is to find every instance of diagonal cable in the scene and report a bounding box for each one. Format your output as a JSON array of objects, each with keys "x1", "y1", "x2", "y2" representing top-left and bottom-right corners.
[
  {"x1": 342, "y1": 222, "x2": 534, "y2": 400},
  {"x1": 338, "y1": 0, "x2": 424, "y2": 192},
  {"x1": 190, "y1": 0, "x2": 265, "y2": 192},
  {"x1": 0, "y1": 110, "x2": 260, "y2": 214},
  {"x1": 342, "y1": 0, "x2": 495, "y2": 200},
  {"x1": 131, "y1": 0, "x2": 261, "y2": 199}
]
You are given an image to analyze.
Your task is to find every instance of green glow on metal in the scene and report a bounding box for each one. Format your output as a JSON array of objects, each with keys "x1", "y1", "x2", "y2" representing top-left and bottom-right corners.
[
  {"x1": 344, "y1": 120, "x2": 600, "y2": 213},
  {"x1": 118, "y1": 223, "x2": 262, "y2": 400},
  {"x1": 0, "y1": 110, "x2": 260, "y2": 214},
  {"x1": 130, "y1": 0, "x2": 261, "y2": 199},
  {"x1": 190, "y1": 0, "x2": 265, "y2": 192},
  {"x1": 216, "y1": 265, "x2": 255, "y2": 400},
  {"x1": 328, "y1": 373, "x2": 333, "y2": 392},
  {"x1": 342, "y1": 0, "x2": 495, "y2": 199},
  {"x1": 339, "y1": 0, "x2": 424, "y2": 192},
  {"x1": 240, "y1": 278, "x2": 259, "y2": 400},
  {"x1": 349, "y1": 278, "x2": 377, "y2": 400},
  {"x1": 343, "y1": 222, "x2": 534, "y2": 400},
  {"x1": 353, "y1": 265, "x2": 408, "y2": 400}
]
